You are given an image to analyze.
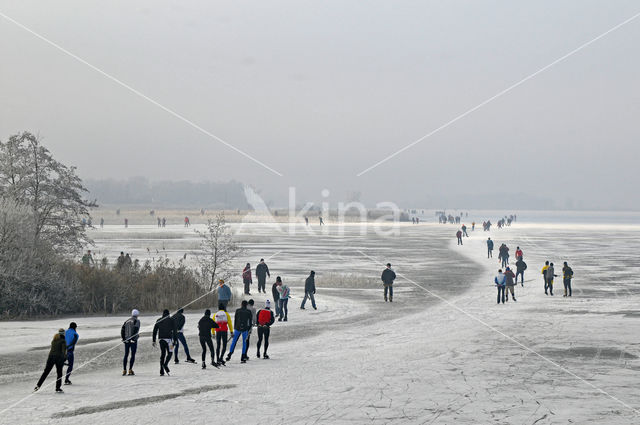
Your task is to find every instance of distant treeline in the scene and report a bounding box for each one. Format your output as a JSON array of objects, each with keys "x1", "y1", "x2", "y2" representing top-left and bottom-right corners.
[{"x1": 85, "y1": 177, "x2": 250, "y2": 209}]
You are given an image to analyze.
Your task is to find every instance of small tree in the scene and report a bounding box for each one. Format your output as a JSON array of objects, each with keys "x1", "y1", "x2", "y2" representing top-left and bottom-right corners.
[
  {"x1": 0, "y1": 132, "x2": 96, "y2": 252},
  {"x1": 196, "y1": 212, "x2": 243, "y2": 291}
]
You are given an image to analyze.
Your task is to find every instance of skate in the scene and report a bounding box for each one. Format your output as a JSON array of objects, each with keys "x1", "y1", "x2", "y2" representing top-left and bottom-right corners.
[
  {"x1": 164, "y1": 365, "x2": 171, "y2": 375},
  {"x1": 257, "y1": 351, "x2": 261, "y2": 358},
  {"x1": 186, "y1": 358, "x2": 196, "y2": 364},
  {"x1": 300, "y1": 307, "x2": 305, "y2": 310},
  {"x1": 202, "y1": 362, "x2": 206, "y2": 369},
  {"x1": 64, "y1": 380, "x2": 72, "y2": 385},
  {"x1": 128, "y1": 369, "x2": 135, "y2": 376},
  {"x1": 219, "y1": 360, "x2": 226, "y2": 366},
  {"x1": 211, "y1": 361, "x2": 219, "y2": 368},
  {"x1": 283, "y1": 317, "x2": 288, "y2": 322},
  {"x1": 33, "y1": 386, "x2": 40, "y2": 392},
  {"x1": 55, "y1": 388, "x2": 64, "y2": 393},
  {"x1": 241, "y1": 358, "x2": 247, "y2": 364},
  {"x1": 174, "y1": 359, "x2": 179, "y2": 364},
  {"x1": 122, "y1": 370, "x2": 127, "y2": 376},
  {"x1": 263, "y1": 354, "x2": 270, "y2": 359},
  {"x1": 225, "y1": 354, "x2": 231, "y2": 361}
]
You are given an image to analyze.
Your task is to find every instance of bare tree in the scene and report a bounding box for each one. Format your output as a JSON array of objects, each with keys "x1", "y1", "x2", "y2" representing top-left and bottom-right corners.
[
  {"x1": 196, "y1": 212, "x2": 243, "y2": 291},
  {"x1": 0, "y1": 132, "x2": 96, "y2": 252}
]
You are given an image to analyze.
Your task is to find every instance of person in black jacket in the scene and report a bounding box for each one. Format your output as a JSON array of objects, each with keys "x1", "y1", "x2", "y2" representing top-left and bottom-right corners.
[
  {"x1": 172, "y1": 308, "x2": 195, "y2": 364},
  {"x1": 300, "y1": 270, "x2": 317, "y2": 310},
  {"x1": 198, "y1": 309, "x2": 219, "y2": 369},
  {"x1": 152, "y1": 309, "x2": 178, "y2": 376},
  {"x1": 515, "y1": 258, "x2": 527, "y2": 287},
  {"x1": 121, "y1": 309, "x2": 140, "y2": 376},
  {"x1": 225, "y1": 300, "x2": 253, "y2": 364},
  {"x1": 256, "y1": 259, "x2": 270, "y2": 294},
  {"x1": 34, "y1": 329, "x2": 67, "y2": 393},
  {"x1": 256, "y1": 300, "x2": 276, "y2": 359},
  {"x1": 381, "y1": 263, "x2": 396, "y2": 302},
  {"x1": 272, "y1": 277, "x2": 282, "y2": 318}
]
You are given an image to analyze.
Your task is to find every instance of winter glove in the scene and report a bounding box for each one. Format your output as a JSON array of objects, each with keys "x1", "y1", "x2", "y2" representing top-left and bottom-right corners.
[{"x1": 152, "y1": 341, "x2": 157, "y2": 348}]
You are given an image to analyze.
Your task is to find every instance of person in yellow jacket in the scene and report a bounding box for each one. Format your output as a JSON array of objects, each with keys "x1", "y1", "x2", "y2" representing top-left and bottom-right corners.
[
  {"x1": 541, "y1": 261, "x2": 550, "y2": 295},
  {"x1": 214, "y1": 304, "x2": 233, "y2": 366}
]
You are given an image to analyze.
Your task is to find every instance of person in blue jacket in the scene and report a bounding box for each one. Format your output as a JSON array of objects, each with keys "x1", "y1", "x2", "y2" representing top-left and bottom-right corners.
[
  {"x1": 64, "y1": 322, "x2": 78, "y2": 385},
  {"x1": 487, "y1": 238, "x2": 494, "y2": 258},
  {"x1": 495, "y1": 269, "x2": 506, "y2": 304},
  {"x1": 217, "y1": 279, "x2": 232, "y2": 310}
]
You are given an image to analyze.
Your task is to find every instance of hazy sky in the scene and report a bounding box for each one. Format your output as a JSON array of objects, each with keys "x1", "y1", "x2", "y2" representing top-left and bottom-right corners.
[{"x1": 1, "y1": 0, "x2": 639, "y2": 209}]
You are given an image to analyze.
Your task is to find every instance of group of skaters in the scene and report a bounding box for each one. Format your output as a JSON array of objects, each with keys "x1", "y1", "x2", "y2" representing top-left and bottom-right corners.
[
  {"x1": 156, "y1": 217, "x2": 167, "y2": 227},
  {"x1": 455, "y1": 224, "x2": 471, "y2": 244},
  {"x1": 34, "y1": 267, "x2": 323, "y2": 391},
  {"x1": 541, "y1": 261, "x2": 574, "y2": 297},
  {"x1": 491, "y1": 241, "x2": 574, "y2": 303}
]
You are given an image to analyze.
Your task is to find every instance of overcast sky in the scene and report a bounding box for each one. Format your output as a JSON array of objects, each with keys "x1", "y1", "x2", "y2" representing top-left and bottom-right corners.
[{"x1": 1, "y1": 0, "x2": 639, "y2": 209}]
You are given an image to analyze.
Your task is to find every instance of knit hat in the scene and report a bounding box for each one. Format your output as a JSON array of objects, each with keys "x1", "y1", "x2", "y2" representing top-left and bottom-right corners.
[
  {"x1": 58, "y1": 328, "x2": 65, "y2": 335},
  {"x1": 265, "y1": 300, "x2": 271, "y2": 308},
  {"x1": 219, "y1": 279, "x2": 225, "y2": 284},
  {"x1": 131, "y1": 309, "x2": 139, "y2": 317}
]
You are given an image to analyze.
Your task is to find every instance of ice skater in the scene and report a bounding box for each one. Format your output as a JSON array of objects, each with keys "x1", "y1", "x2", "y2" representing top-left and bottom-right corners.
[
  {"x1": 121, "y1": 309, "x2": 140, "y2": 376},
  {"x1": 277, "y1": 279, "x2": 291, "y2": 321},
  {"x1": 64, "y1": 322, "x2": 78, "y2": 385},
  {"x1": 300, "y1": 270, "x2": 317, "y2": 310},
  {"x1": 34, "y1": 328, "x2": 67, "y2": 393},
  {"x1": 226, "y1": 300, "x2": 253, "y2": 364},
  {"x1": 256, "y1": 259, "x2": 270, "y2": 294},
  {"x1": 246, "y1": 299, "x2": 258, "y2": 358},
  {"x1": 152, "y1": 309, "x2": 177, "y2": 376},
  {"x1": 546, "y1": 262, "x2": 557, "y2": 296},
  {"x1": 462, "y1": 224, "x2": 468, "y2": 237},
  {"x1": 272, "y1": 277, "x2": 282, "y2": 318},
  {"x1": 504, "y1": 267, "x2": 516, "y2": 302},
  {"x1": 495, "y1": 269, "x2": 506, "y2": 304},
  {"x1": 381, "y1": 263, "x2": 396, "y2": 302},
  {"x1": 562, "y1": 261, "x2": 574, "y2": 297},
  {"x1": 217, "y1": 279, "x2": 231, "y2": 310},
  {"x1": 173, "y1": 308, "x2": 196, "y2": 364},
  {"x1": 456, "y1": 229, "x2": 463, "y2": 245},
  {"x1": 242, "y1": 263, "x2": 252, "y2": 295},
  {"x1": 198, "y1": 309, "x2": 218, "y2": 369},
  {"x1": 256, "y1": 300, "x2": 276, "y2": 359},
  {"x1": 487, "y1": 238, "x2": 494, "y2": 258},
  {"x1": 214, "y1": 304, "x2": 233, "y2": 366},
  {"x1": 515, "y1": 257, "x2": 527, "y2": 286},
  {"x1": 541, "y1": 261, "x2": 550, "y2": 294}
]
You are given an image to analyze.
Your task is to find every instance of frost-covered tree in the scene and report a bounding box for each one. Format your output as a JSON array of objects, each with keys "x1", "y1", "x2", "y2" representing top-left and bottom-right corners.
[
  {"x1": 0, "y1": 132, "x2": 96, "y2": 252},
  {"x1": 196, "y1": 212, "x2": 243, "y2": 291}
]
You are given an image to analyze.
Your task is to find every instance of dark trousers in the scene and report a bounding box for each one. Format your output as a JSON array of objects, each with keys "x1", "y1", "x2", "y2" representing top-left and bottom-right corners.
[
  {"x1": 279, "y1": 299, "x2": 289, "y2": 319},
  {"x1": 216, "y1": 331, "x2": 228, "y2": 362},
  {"x1": 301, "y1": 291, "x2": 316, "y2": 309},
  {"x1": 244, "y1": 279, "x2": 251, "y2": 294},
  {"x1": 219, "y1": 300, "x2": 229, "y2": 311},
  {"x1": 257, "y1": 326, "x2": 270, "y2": 354},
  {"x1": 488, "y1": 249, "x2": 492, "y2": 258},
  {"x1": 37, "y1": 356, "x2": 64, "y2": 390},
  {"x1": 123, "y1": 341, "x2": 137, "y2": 370},
  {"x1": 564, "y1": 278, "x2": 572, "y2": 296},
  {"x1": 546, "y1": 278, "x2": 554, "y2": 295},
  {"x1": 497, "y1": 286, "x2": 505, "y2": 304},
  {"x1": 65, "y1": 350, "x2": 74, "y2": 381},
  {"x1": 501, "y1": 256, "x2": 509, "y2": 268},
  {"x1": 457, "y1": 237, "x2": 463, "y2": 245},
  {"x1": 174, "y1": 332, "x2": 191, "y2": 360},
  {"x1": 257, "y1": 276, "x2": 267, "y2": 293},
  {"x1": 160, "y1": 340, "x2": 173, "y2": 371},
  {"x1": 384, "y1": 284, "x2": 393, "y2": 300},
  {"x1": 199, "y1": 336, "x2": 215, "y2": 362},
  {"x1": 516, "y1": 270, "x2": 524, "y2": 284}
]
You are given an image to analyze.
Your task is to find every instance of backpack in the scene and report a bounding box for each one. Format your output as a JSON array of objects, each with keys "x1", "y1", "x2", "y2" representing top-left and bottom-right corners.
[{"x1": 258, "y1": 309, "x2": 272, "y2": 326}]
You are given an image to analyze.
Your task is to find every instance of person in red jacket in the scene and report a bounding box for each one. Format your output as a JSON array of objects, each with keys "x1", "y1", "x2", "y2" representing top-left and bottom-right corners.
[
  {"x1": 256, "y1": 300, "x2": 276, "y2": 359},
  {"x1": 515, "y1": 247, "x2": 523, "y2": 260},
  {"x1": 242, "y1": 263, "x2": 252, "y2": 295}
]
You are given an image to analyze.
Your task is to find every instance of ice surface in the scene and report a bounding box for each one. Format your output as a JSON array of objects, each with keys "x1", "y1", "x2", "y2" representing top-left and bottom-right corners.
[{"x1": 1, "y1": 220, "x2": 639, "y2": 424}]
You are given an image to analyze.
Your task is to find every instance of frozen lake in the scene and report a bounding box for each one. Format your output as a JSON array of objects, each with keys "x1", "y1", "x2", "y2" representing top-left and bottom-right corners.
[{"x1": 1, "y1": 216, "x2": 640, "y2": 424}]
